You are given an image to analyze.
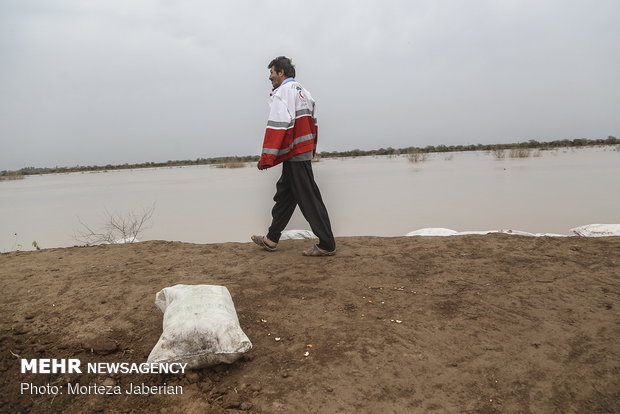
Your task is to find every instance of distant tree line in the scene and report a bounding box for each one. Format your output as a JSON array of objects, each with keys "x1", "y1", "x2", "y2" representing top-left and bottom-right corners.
[
  {"x1": 1, "y1": 136, "x2": 617, "y2": 179},
  {"x1": 318, "y1": 136, "x2": 618, "y2": 158},
  {"x1": 0, "y1": 155, "x2": 260, "y2": 179}
]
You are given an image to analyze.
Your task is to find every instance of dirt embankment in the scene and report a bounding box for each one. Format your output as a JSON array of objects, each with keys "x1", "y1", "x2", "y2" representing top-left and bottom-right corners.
[{"x1": 1, "y1": 235, "x2": 619, "y2": 413}]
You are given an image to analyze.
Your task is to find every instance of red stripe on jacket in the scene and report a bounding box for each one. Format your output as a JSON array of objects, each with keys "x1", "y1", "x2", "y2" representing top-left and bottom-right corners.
[{"x1": 260, "y1": 116, "x2": 318, "y2": 167}]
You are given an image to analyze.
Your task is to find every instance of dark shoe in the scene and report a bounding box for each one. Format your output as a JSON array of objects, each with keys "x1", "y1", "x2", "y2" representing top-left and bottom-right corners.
[
  {"x1": 302, "y1": 244, "x2": 336, "y2": 256},
  {"x1": 251, "y1": 235, "x2": 278, "y2": 252}
]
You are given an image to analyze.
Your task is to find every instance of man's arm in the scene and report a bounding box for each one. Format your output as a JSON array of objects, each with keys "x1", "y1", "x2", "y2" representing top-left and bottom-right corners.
[{"x1": 258, "y1": 95, "x2": 292, "y2": 169}]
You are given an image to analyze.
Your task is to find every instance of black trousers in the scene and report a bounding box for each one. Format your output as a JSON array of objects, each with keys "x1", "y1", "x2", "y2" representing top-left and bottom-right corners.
[{"x1": 267, "y1": 161, "x2": 336, "y2": 252}]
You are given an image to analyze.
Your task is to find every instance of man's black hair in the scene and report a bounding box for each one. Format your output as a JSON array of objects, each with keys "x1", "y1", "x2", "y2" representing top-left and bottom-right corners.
[{"x1": 268, "y1": 56, "x2": 296, "y2": 78}]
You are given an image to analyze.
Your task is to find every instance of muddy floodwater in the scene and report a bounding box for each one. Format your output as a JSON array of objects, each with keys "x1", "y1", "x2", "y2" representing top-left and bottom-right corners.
[{"x1": 1, "y1": 146, "x2": 618, "y2": 252}]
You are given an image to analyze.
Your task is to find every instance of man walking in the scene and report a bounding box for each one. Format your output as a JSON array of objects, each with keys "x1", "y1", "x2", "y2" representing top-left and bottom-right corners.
[{"x1": 252, "y1": 56, "x2": 336, "y2": 256}]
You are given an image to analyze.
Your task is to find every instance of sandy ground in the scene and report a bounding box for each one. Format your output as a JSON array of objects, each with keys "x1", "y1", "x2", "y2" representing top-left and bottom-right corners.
[{"x1": 1, "y1": 235, "x2": 619, "y2": 413}]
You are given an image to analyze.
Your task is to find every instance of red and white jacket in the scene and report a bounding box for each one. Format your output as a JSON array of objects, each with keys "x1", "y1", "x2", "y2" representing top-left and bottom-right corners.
[{"x1": 259, "y1": 79, "x2": 318, "y2": 168}]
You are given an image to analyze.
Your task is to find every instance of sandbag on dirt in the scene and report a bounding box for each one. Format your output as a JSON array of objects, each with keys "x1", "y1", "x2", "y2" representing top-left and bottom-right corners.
[
  {"x1": 147, "y1": 284, "x2": 252, "y2": 369},
  {"x1": 571, "y1": 224, "x2": 620, "y2": 237},
  {"x1": 406, "y1": 228, "x2": 458, "y2": 236},
  {"x1": 280, "y1": 229, "x2": 317, "y2": 240}
]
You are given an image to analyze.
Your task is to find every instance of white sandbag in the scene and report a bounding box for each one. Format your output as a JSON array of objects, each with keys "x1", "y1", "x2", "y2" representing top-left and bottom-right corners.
[
  {"x1": 453, "y1": 230, "x2": 497, "y2": 235},
  {"x1": 112, "y1": 236, "x2": 139, "y2": 244},
  {"x1": 406, "y1": 228, "x2": 571, "y2": 237},
  {"x1": 571, "y1": 224, "x2": 620, "y2": 237},
  {"x1": 531, "y1": 233, "x2": 569, "y2": 238},
  {"x1": 280, "y1": 229, "x2": 317, "y2": 240},
  {"x1": 147, "y1": 284, "x2": 252, "y2": 369},
  {"x1": 495, "y1": 230, "x2": 568, "y2": 237},
  {"x1": 405, "y1": 228, "x2": 458, "y2": 236},
  {"x1": 497, "y1": 229, "x2": 536, "y2": 236}
]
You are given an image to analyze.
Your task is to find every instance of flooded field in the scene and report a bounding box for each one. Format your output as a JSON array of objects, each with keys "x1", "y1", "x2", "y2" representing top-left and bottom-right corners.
[{"x1": 1, "y1": 146, "x2": 618, "y2": 252}]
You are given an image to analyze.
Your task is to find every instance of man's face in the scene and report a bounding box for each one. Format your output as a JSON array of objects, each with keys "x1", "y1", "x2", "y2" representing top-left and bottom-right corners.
[{"x1": 269, "y1": 67, "x2": 286, "y2": 89}]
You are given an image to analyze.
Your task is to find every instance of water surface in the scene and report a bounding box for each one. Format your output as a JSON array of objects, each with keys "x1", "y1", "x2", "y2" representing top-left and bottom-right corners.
[{"x1": 1, "y1": 146, "x2": 618, "y2": 252}]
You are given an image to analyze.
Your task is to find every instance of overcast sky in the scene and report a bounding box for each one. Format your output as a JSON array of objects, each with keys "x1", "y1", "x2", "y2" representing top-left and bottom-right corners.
[{"x1": 1, "y1": 0, "x2": 618, "y2": 170}]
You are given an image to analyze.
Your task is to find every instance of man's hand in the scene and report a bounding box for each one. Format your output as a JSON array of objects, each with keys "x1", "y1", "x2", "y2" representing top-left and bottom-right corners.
[{"x1": 257, "y1": 161, "x2": 267, "y2": 170}]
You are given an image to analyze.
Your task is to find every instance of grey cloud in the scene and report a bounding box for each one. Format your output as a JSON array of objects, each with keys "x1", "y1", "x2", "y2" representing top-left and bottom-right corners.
[{"x1": 1, "y1": 0, "x2": 618, "y2": 170}]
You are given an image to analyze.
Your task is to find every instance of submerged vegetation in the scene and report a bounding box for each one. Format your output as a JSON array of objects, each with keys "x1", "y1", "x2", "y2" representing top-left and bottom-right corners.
[
  {"x1": 508, "y1": 147, "x2": 531, "y2": 158},
  {"x1": 1, "y1": 136, "x2": 617, "y2": 179},
  {"x1": 491, "y1": 147, "x2": 547, "y2": 159},
  {"x1": 0, "y1": 171, "x2": 25, "y2": 181},
  {"x1": 406, "y1": 149, "x2": 428, "y2": 163},
  {"x1": 214, "y1": 159, "x2": 247, "y2": 169}
]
